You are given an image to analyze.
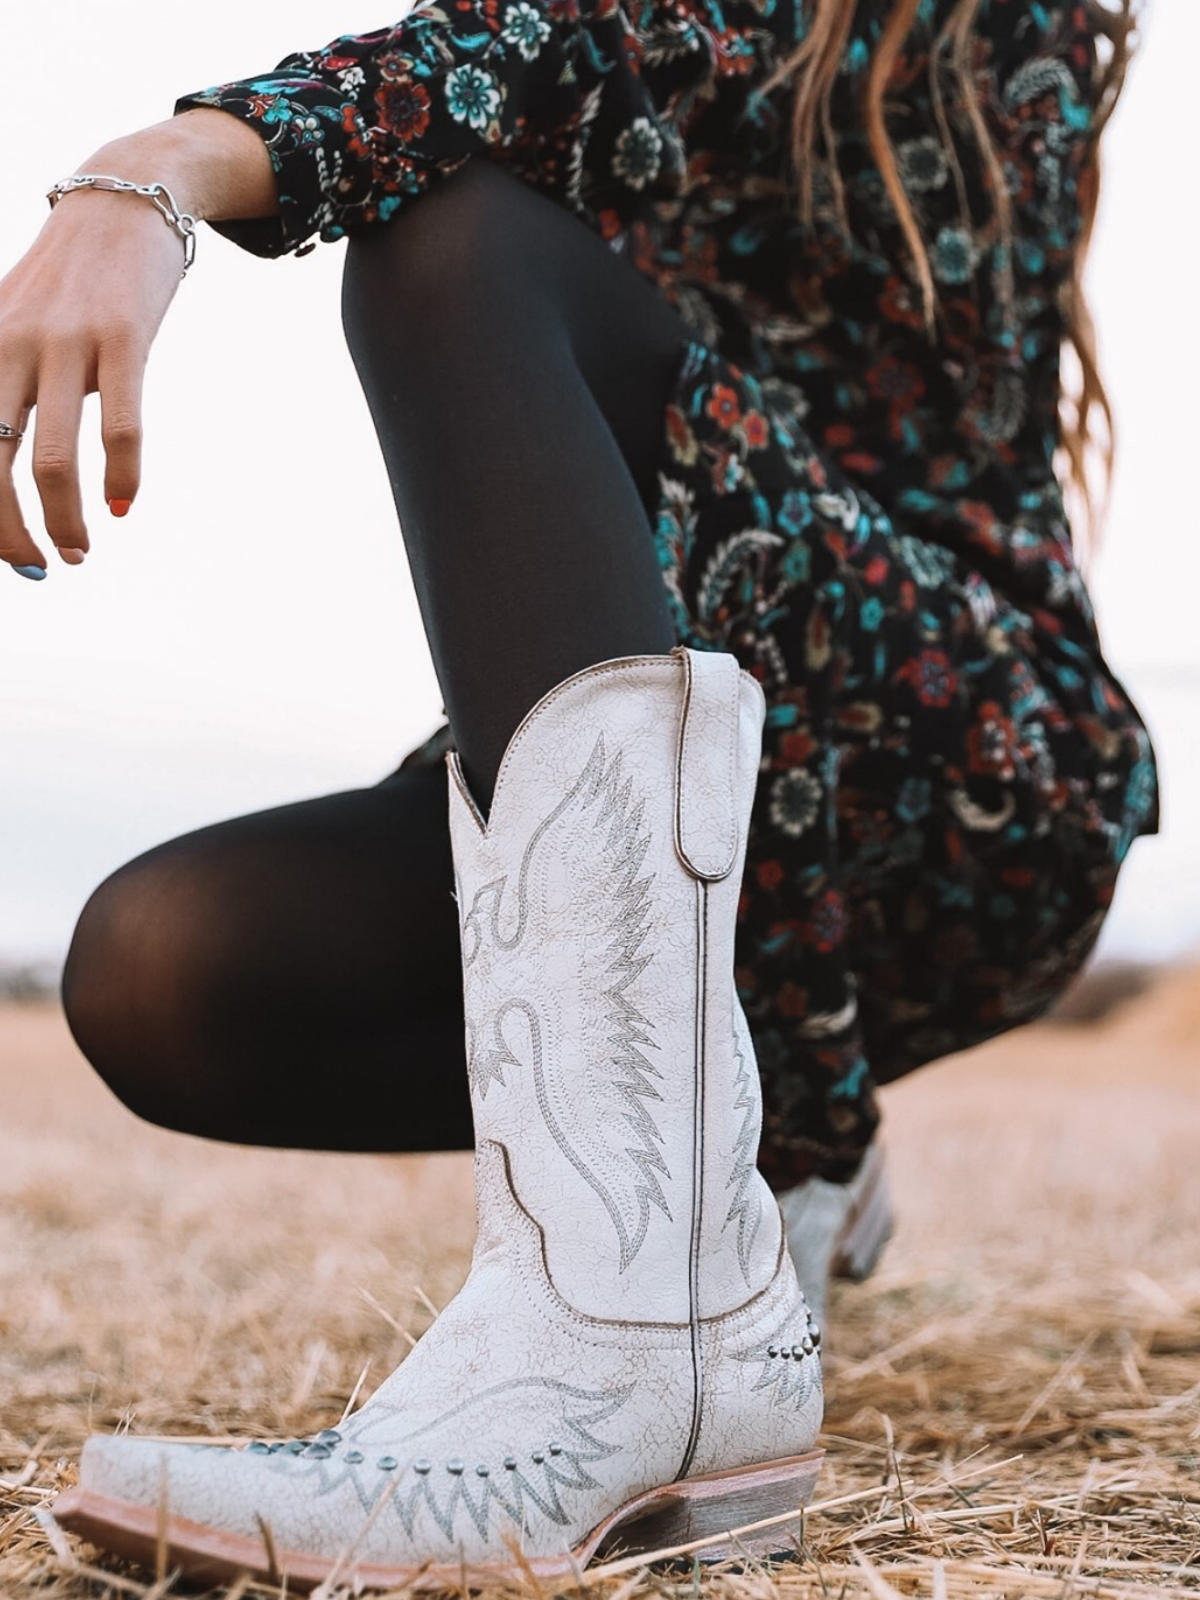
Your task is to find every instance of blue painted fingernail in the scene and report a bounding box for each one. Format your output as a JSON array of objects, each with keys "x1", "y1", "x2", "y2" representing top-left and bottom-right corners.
[{"x1": 13, "y1": 564, "x2": 47, "y2": 581}]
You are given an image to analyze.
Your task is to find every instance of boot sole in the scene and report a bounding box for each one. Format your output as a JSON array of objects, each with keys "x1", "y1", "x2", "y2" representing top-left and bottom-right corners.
[
  {"x1": 830, "y1": 1141, "x2": 894, "y2": 1283},
  {"x1": 53, "y1": 1449, "x2": 823, "y2": 1589}
]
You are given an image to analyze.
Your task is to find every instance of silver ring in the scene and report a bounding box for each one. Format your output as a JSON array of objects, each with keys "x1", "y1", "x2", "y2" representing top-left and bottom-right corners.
[{"x1": 0, "y1": 421, "x2": 24, "y2": 442}]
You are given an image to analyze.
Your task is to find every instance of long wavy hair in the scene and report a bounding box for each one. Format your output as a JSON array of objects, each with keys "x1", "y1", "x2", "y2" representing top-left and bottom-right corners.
[{"x1": 760, "y1": 0, "x2": 1139, "y2": 555}]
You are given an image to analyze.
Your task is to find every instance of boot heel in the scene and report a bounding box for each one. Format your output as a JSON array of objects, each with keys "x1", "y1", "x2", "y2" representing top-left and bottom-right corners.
[{"x1": 598, "y1": 1450, "x2": 824, "y2": 1563}]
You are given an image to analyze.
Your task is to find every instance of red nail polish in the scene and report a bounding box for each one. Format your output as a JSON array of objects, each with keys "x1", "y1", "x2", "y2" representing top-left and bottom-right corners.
[{"x1": 109, "y1": 498, "x2": 132, "y2": 517}]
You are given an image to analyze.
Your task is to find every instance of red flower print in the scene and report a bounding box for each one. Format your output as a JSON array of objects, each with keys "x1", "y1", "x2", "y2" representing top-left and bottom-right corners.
[
  {"x1": 340, "y1": 102, "x2": 372, "y2": 160},
  {"x1": 824, "y1": 531, "x2": 847, "y2": 560},
  {"x1": 895, "y1": 648, "x2": 956, "y2": 708},
  {"x1": 375, "y1": 78, "x2": 431, "y2": 140},
  {"x1": 959, "y1": 500, "x2": 1003, "y2": 556},
  {"x1": 824, "y1": 423, "x2": 853, "y2": 449},
  {"x1": 1000, "y1": 866, "x2": 1034, "y2": 889},
  {"x1": 966, "y1": 699, "x2": 1018, "y2": 780},
  {"x1": 879, "y1": 273, "x2": 925, "y2": 330},
  {"x1": 715, "y1": 28, "x2": 754, "y2": 74},
  {"x1": 1033, "y1": 606, "x2": 1063, "y2": 636},
  {"x1": 864, "y1": 556, "x2": 889, "y2": 586},
  {"x1": 801, "y1": 888, "x2": 847, "y2": 955},
  {"x1": 742, "y1": 410, "x2": 769, "y2": 449},
  {"x1": 665, "y1": 405, "x2": 689, "y2": 449},
  {"x1": 757, "y1": 858, "x2": 784, "y2": 891},
  {"x1": 706, "y1": 384, "x2": 742, "y2": 430},
  {"x1": 247, "y1": 92, "x2": 282, "y2": 121},
  {"x1": 780, "y1": 729, "x2": 817, "y2": 765},
  {"x1": 838, "y1": 702, "x2": 883, "y2": 734}
]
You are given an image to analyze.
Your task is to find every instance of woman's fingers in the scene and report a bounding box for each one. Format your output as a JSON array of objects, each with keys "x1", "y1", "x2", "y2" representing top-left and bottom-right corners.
[
  {"x1": 0, "y1": 332, "x2": 147, "y2": 575},
  {"x1": 97, "y1": 333, "x2": 144, "y2": 514},
  {"x1": 31, "y1": 349, "x2": 90, "y2": 563},
  {"x1": 0, "y1": 399, "x2": 49, "y2": 574},
  {"x1": 1, "y1": 336, "x2": 147, "y2": 576},
  {"x1": 0, "y1": 423, "x2": 49, "y2": 575}
]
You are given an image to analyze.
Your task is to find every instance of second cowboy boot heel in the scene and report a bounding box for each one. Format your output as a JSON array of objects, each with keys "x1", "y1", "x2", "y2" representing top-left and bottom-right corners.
[{"x1": 55, "y1": 646, "x2": 824, "y2": 1587}]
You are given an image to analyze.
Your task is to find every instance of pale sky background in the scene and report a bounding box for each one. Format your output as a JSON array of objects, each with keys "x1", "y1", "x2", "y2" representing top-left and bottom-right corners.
[{"x1": 1, "y1": 2, "x2": 1195, "y2": 971}]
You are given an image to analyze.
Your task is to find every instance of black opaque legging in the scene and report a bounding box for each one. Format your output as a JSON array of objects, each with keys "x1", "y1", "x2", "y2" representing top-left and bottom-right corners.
[{"x1": 60, "y1": 159, "x2": 697, "y2": 1151}]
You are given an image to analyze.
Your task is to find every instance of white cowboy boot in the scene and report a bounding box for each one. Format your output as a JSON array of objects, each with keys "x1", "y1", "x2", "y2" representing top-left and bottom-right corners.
[
  {"x1": 778, "y1": 1140, "x2": 894, "y2": 1332},
  {"x1": 55, "y1": 647, "x2": 823, "y2": 1589}
]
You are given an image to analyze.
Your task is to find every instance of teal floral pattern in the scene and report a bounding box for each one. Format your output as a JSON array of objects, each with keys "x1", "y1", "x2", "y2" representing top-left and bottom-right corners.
[{"x1": 176, "y1": 0, "x2": 1160, "y2": 1183}]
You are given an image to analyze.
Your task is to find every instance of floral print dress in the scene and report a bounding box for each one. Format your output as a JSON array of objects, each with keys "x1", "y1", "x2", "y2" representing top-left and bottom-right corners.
[{"x1": 175, "y1": 0, "x2": 1160, "y2": 1185}]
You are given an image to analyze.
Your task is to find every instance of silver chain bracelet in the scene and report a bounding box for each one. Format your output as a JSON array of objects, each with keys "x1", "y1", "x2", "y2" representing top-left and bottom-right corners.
[{"x1": 46, "y1": 173, "x2": 198, "y2": 277}]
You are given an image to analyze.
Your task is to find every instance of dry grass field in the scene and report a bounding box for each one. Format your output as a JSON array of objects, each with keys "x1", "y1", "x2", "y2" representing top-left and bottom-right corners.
[{"x1": 2, "y1": 965, "x2": 1198, "y2": 1599}]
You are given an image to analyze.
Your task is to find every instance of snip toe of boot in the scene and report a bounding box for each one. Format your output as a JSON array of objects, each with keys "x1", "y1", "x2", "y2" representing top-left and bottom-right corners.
[
  {"x1": 78, "y1": 1434, "x2": 178, "y2": 1504},
  {"x1": 63, "y1": 1435, "x2": 265, "y2": 1548}
]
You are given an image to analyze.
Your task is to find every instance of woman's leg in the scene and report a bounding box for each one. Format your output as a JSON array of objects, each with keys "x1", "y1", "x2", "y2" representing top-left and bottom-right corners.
[
  {"x1": 339, "y1": 157, "x2": 692, "y2": 810},
  {"x1": 61, "y1": 764, "x2": 476, "y2": 1149},
  {"x1": 63, "y1": 158, "x2": 696, "y2": 1142}
]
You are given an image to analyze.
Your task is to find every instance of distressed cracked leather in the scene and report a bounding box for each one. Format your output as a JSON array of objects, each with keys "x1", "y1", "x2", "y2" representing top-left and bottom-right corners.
[{"x1": 75, "y1": 647, "x2": 823, "y2": 1570}]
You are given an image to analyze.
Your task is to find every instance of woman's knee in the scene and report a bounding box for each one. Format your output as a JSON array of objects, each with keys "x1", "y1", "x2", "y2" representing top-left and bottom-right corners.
[
  {"x1": 341, "y1": 159, "x2": 536, "y2": 356},
  {"x1": 60, "y1": 843, "x2": 236, "y2": 1132}
]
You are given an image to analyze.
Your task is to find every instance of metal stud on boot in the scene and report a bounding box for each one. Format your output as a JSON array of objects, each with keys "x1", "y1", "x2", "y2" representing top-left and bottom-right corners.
[{"x1": 55, "y1": 647, "x2": 824, "y2": 1589}]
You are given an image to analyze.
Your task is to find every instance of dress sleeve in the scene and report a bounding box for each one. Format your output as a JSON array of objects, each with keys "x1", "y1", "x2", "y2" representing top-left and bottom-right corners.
[{"x1": 172, "y1": 0, "x2": 759, "y2": 259}]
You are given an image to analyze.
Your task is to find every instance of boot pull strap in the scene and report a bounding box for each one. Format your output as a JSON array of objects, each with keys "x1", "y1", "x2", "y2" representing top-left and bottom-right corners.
[{"x1": 672, "y1": 646, "x2": 743, "y2": 882}]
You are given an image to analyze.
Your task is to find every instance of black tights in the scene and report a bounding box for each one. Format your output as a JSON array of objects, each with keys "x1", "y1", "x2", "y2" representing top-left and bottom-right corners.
[{"x1": 61, "y1": 160, "x2": 694, "y2": 1151}]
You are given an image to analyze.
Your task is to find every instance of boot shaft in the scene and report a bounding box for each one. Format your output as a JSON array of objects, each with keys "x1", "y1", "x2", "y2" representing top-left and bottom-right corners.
[{"x1": 447, "y1": 648, "x2": 782, "y2": 1324}]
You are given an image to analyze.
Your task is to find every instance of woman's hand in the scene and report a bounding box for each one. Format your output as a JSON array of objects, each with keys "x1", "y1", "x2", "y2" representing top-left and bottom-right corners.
[
  {"x1": 0, "y1": 110, "x2": 278, "y2": 577},
  {"x1": 0, "y1": 189, "x2": 187, "y2": 573}
]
